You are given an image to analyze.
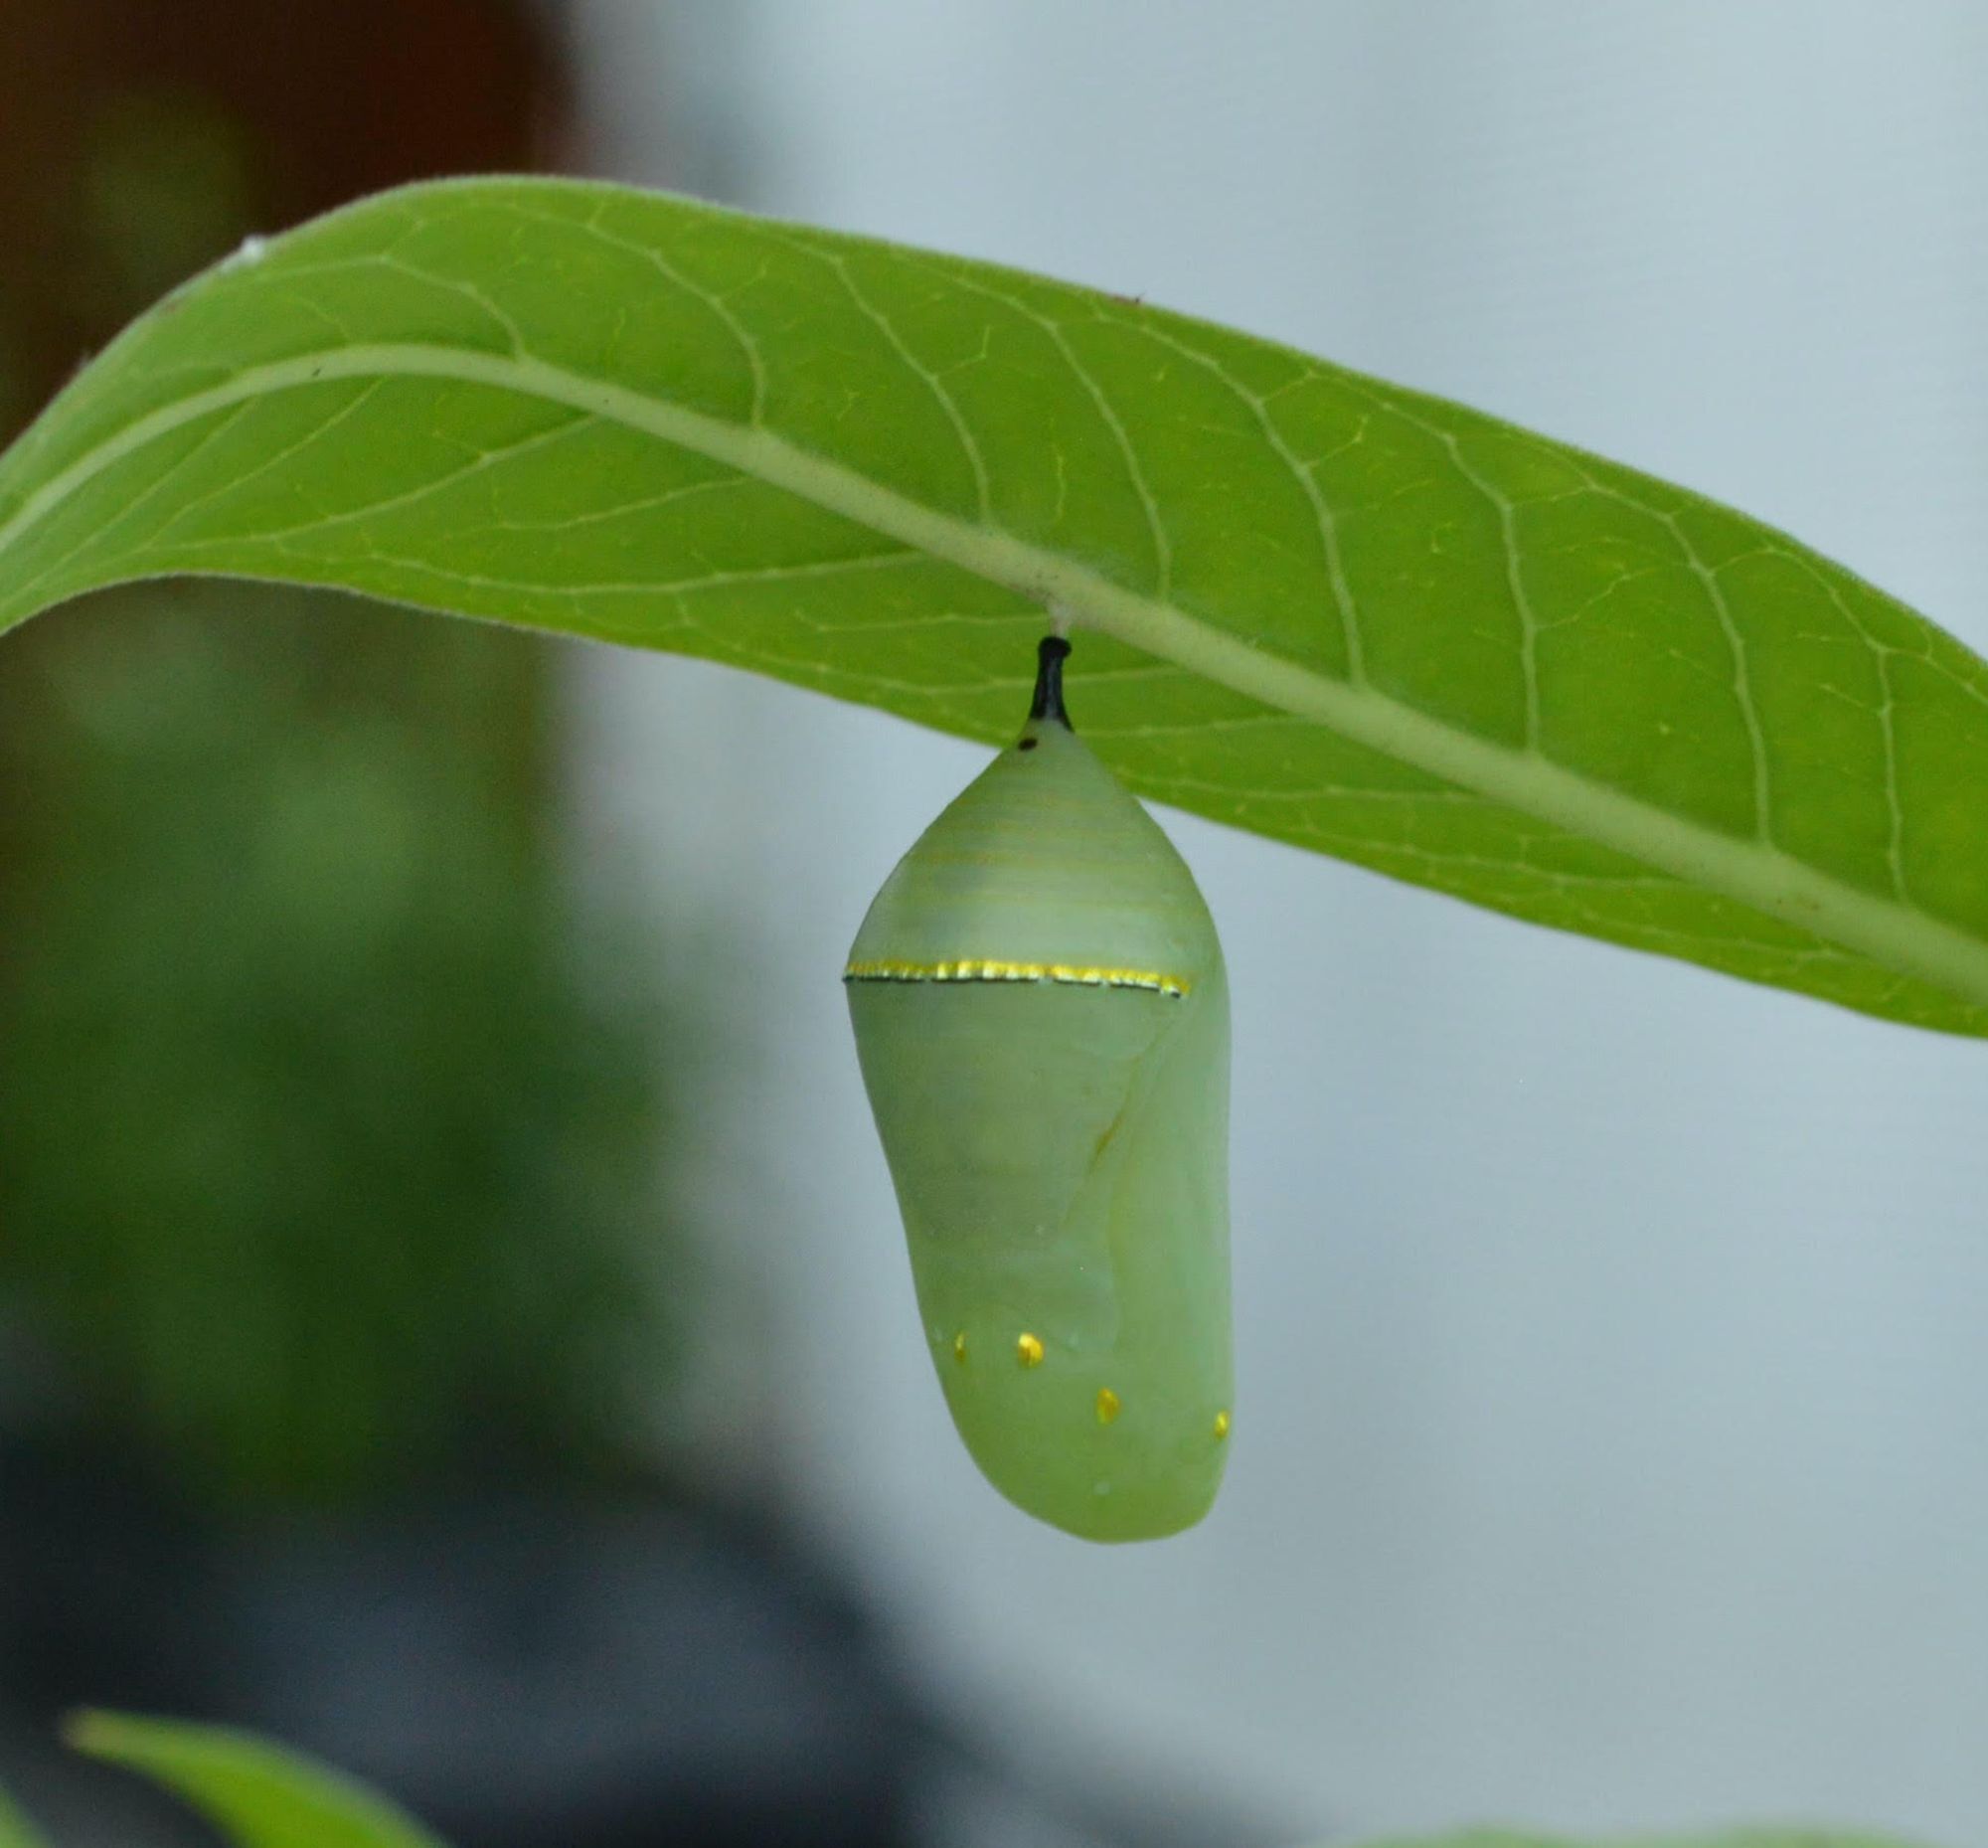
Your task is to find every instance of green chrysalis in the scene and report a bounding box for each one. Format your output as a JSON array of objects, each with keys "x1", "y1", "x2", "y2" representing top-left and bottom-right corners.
[{"x1": 845, "y1": 637, "x2": 1232, "y2": 1542}]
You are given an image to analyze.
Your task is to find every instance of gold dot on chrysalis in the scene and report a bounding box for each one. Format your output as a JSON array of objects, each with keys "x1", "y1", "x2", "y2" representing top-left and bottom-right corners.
[
  {"x1": 1213, "y1": 1410, "x2": 1231, "y2": 1440},
  {"x1": 1095, "y1": 1388, "x2": 1120, "y2": 1426},
  {"x1": 1016, "y1": 1332, "x2": 1045, "y2": 1368},
  {"x1": 951, "y1": 1332, "x2": 968, "y2": 1365}
]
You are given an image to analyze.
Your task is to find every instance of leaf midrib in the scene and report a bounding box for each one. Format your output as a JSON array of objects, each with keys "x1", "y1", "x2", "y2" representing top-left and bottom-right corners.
[{"x1": 4, "y1": 338, "x2": 1986, "y2": 1012}]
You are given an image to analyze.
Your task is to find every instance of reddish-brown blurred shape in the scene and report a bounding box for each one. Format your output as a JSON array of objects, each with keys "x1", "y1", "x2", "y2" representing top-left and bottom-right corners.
[{"x1": 0, "y1": 0, "x2": 568, "y2": 428}]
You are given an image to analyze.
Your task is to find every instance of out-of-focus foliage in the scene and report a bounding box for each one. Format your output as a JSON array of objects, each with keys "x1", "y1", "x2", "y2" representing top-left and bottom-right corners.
[
  {"x1": 72, "y1": 1710, "x2": 446, "y2": 1847},
  {"x1": 5, "y1": 1719, "x2": 1946, "y2": 1848},
  {"x1": 0, "y1": 1781, "x2": 52, "y2": 1848},
  {"x1": 0, "y1": 584, "x2": 692, "y2": 1505},
  {"x1": 78, "y1": 89, "x2": 257, "y2": 317}
]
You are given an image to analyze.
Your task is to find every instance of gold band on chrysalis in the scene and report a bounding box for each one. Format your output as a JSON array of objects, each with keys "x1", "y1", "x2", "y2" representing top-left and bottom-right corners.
[{"x1": 843, "y1": 956, "x2": 1192, "y2": 998}]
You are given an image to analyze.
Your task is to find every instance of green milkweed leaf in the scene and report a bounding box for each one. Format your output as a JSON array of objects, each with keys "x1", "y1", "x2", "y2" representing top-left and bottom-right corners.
[
  {"x1": 2, "y1": 177, "x2": 1986, "y2": 1034},
  {"x1": 67, "y1": 1711, "x2": 448, "y2": 1848}
]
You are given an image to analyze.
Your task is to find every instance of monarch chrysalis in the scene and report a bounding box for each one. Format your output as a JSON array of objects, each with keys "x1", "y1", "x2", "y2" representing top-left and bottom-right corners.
[{"x1": 845, "y1": 637, "x2": 1232, "y2": 1542}]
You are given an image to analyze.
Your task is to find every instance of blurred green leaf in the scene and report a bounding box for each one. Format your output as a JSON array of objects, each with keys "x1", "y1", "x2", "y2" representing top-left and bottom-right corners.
[
  {"x1": 69, "y1": 1710, "x2": 449, "y2": 1848},
  {"x1": 3, "y1": 178, "x2": 1988, "y2": 1035},
  {"x1": 57, "y1": 1714, "x2": 1945, "y2": 1848},
  {"x1": 0, "y1": 1783, "x2": 53, "y2": 1848}
]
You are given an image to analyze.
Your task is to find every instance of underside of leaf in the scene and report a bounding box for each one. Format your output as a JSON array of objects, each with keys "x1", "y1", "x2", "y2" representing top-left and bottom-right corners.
[{"x1": 2, "y1": 177, "x2": 1986, "y2": 1035}]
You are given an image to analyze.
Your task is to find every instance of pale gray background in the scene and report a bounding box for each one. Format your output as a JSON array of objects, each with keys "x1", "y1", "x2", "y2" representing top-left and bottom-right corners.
[{"x1": 563, "y1": 5, "x2": 1988, "y2": 1842}]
